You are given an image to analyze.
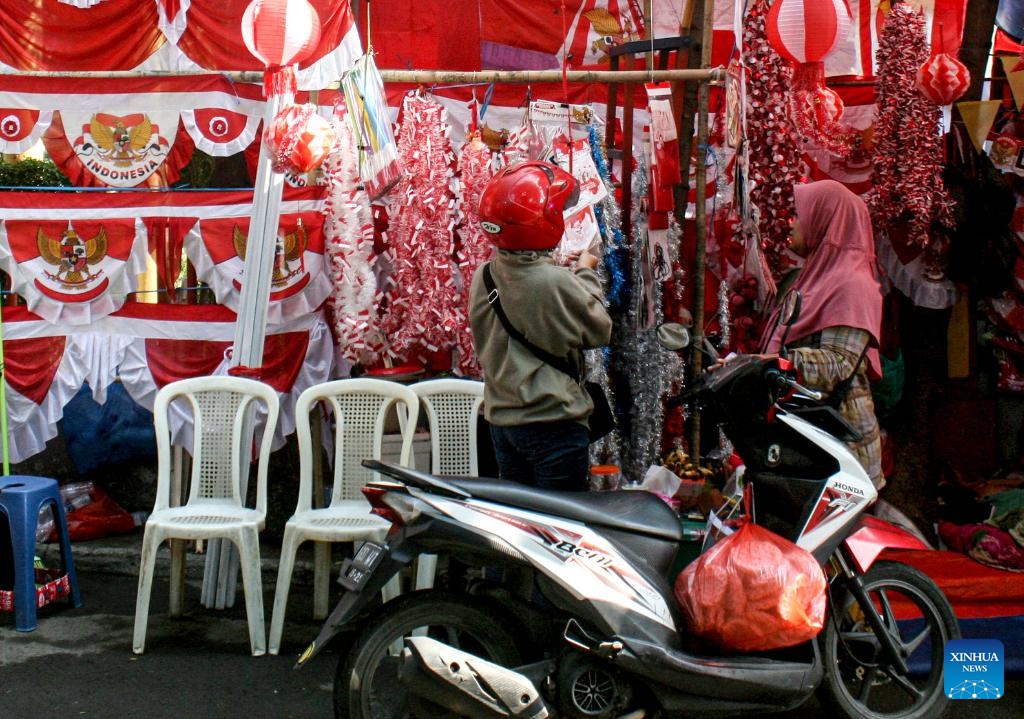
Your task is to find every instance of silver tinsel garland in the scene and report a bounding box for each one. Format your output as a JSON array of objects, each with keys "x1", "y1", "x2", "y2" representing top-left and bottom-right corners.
[
  {"x1": 587, "y1": 123, "x2": 623, "y2": 468},
  {"x1": 607, "y1": 150, "x2": 683, "y2": 483}
]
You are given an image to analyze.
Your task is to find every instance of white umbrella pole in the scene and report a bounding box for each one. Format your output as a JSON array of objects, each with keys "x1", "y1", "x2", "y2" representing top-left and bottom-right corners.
[{"x1": 201, "y1": 89, "x2": 290, "y2": 609}]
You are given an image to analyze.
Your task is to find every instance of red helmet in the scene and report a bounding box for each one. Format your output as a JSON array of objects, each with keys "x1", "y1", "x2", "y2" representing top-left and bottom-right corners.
[{"x1": 477, "y1": 161, "x2": 580, "y2": 251}]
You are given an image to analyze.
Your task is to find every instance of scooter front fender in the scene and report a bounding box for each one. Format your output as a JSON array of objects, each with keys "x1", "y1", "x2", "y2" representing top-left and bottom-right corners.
[{"x1": 843, "y1": 514, "x2": 930, "y2": 574}]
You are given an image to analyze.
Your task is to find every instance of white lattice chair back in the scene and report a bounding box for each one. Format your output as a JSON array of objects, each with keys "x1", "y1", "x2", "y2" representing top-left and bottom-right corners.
[
  {"x1": 411, "y1": 378, "x2": 485, "y2": 476},
  {"x1": 295, "y1": 378, "x2": 421, "y2": 511},
  {"x1": 153, "y1": 375, "x2": 279, "y2": 515}
]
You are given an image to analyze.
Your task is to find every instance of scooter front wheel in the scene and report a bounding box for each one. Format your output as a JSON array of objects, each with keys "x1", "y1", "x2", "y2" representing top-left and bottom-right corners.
[
  {"x1": 335, "y1": 592, "x2": 523, "y2": 719},
  {"x1": 817, "y1": 560, "x2": 960, "y2": 719}
]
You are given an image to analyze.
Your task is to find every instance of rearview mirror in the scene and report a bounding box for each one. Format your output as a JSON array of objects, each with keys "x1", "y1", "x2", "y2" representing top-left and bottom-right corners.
[
  {"x1": 776, "y1": 290, "x2": 802, "y2": 355},
  {"x1": 779, "y1": 289, "x2": 802, "y2": 327},
  {"x1": 656, "y1": 322, "x2": 691, "y2": 351}
]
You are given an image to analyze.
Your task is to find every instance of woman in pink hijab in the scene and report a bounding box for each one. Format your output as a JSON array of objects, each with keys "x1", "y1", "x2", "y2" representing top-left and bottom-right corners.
[{"x1": 761, "y1": 180, "x2": 885, "y2": 489}]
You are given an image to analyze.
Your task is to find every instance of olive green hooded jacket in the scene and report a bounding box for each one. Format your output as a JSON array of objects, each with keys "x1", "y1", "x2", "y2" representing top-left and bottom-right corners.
[{"x1": 469, "y1": 249, "x2": 613, "y2": 428}]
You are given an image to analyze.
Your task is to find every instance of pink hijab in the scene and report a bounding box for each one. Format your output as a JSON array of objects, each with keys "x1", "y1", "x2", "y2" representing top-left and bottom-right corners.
[{"x1": 761, "y1": 180, "x2": 883, "y2": 379}]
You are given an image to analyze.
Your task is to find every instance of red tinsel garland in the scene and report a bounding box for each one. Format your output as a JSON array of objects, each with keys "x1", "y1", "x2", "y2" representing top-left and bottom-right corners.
[
  {"x1": 742, "y1": 0, "x2": 804, "y2": 277},
  {"x1": 453, "y1": 131, "x2": 495, "y2": 378},
  {"x1": 867, "y1": 4, "x2": 955, "y2": 247},
  {"x1": 378, "y1": 92, "x2": 463, "y2": 363}
]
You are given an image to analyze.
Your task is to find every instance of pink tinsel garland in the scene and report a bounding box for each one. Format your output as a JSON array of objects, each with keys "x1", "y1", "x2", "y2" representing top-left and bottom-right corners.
[
  {"x1": 742, "y1": 0, "x2": 804, "y2": 277},
  {"x1": 379, "y1": 92, "x2": 463, "y2": 363},
  {"x1": 867, "y1": 4, "x2": 955, "y2": 247},
  {"x1": 453, "y1": 132, "x2": 495, "y2": 378}
]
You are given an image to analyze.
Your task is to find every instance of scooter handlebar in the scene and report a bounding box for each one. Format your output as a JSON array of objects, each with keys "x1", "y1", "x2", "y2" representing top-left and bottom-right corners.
[{"x1": 764, "y1": 367, "x2": 823, "y2": 402}]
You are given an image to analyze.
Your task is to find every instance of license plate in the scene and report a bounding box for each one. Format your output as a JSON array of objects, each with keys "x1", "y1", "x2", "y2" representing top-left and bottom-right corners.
[{"x1": 337, "y1": 541, "x2": 386, "y2": 591}]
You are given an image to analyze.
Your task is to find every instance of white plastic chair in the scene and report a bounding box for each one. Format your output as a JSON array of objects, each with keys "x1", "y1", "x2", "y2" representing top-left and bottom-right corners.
[
  {"x1": 133, "y1": 375, "x2": 280, "y2": 656},
  {"x1": 267, "y1": 378, "x2": 420, "y2": 656},
  {"x1": 410, "y1": 378, "x2": 485, "y2": 589}
]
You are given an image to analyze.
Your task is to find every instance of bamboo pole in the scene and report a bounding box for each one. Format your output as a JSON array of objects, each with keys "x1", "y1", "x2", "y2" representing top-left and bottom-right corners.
[
  {"x1": 2, "y1": 68, "x2": 725, "y2": 85},
  {"x1": 686, "y1": 0, "x2": 716, "y2": 466},
  {"x1": 378, "y1": 68, "x2": 724, "y2": 84}
]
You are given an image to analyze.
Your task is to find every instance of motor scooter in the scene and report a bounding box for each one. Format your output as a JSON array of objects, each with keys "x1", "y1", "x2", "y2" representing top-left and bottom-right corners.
[{"x1": 296, "y1": 290, "x2": 959, "y2": 719}]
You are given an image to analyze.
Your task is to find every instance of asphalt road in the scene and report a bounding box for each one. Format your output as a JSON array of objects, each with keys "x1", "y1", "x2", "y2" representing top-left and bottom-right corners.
[
  {"x1": 1, "y1": 567, "x2": 1020, "y2": 719},
  {"x1": 0, "y1": 568, "x2": 338, "y2": 719}
]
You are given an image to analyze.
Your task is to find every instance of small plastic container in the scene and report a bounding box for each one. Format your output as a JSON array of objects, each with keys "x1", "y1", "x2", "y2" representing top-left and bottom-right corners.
[{"x1": 589, "y1": 464, "x2": 622, "y2": 492}]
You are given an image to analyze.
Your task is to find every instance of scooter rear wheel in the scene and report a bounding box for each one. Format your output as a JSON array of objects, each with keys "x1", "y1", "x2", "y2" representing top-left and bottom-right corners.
[
  {"x1": 817, "y1": 560, "x2": 960, "y2": 719},
  {"x1": 334, "y1": 592, "x2": 523, "y2": 719}
]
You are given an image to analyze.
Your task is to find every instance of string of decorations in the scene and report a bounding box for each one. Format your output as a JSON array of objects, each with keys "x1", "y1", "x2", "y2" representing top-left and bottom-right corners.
[
  {"x1": 321, "y1": 102, "x2": 384, "y2": 365},
  {"x1": 582, "y1": 123, "x2": 623, "y2": 466},
  {"x1": 867, "y1": 3, "x2": 956, "y2": 248},
  {"x1": 742, "y1": 0, "x2": 803, "y2": 277},
  {"x1": 608, "y1": 151, "x2": 670, "y2": 482},
  {"x1": 378, "y1": 91, "x2": 464, "y2": 363},
  {"x1": 452, "y1": 131, "x2": 495, "y2": 378},
  {"x1": 588, "y1": 123, "x2": 628, "y2": 310}
]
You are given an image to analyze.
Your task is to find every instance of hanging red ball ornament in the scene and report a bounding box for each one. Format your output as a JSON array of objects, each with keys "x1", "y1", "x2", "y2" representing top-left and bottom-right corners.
[
  {"x1": 916, "y1": 52, "x2": 971, "y2": 106},
  {"x1": 241, "y1": 0, "x2": 322, "y2": 97},
  {"x1": 794, "y1": 84, "x2": 845, "y2": 129},
  {"x1": 263, "y1": 103, "x2": 335, "y2": 174},
  {"x1": 766, "y1": 0, "x2": 851, "y2": 66}
]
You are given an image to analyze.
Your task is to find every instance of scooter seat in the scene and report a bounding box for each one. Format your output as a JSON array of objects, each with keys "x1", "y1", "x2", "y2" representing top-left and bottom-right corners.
[{"x1": 364, "y1": 460, "x2": 683, "y2": 542}]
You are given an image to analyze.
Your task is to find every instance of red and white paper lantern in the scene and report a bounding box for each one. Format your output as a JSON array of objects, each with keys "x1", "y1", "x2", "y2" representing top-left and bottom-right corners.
[
  {"x1": 916, "y1": 52, "x2": 971, "y2": 106},
  {"x1": 240, "y1": 0, "x2": 322, "y2": 96},
  {"x1": 766, "y1": 0, "x2": 851, "y2": 68},
  {"x1": 263, "y1": 103, "x2": 335, "y2": 174}
]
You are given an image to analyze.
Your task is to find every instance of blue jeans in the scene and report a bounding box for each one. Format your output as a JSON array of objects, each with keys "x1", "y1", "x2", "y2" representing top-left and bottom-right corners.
[{"x1": 489, "y1": 420, "x2": 590, "y2": 491}]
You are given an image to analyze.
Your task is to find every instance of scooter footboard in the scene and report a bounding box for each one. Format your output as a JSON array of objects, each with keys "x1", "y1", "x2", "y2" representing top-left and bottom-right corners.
[{"x1": 617, "y1": 637, "x2": 822, "y2": 711}]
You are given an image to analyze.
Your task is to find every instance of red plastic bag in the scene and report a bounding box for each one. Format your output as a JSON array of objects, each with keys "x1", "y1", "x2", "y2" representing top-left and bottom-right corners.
[
  {"x1": 50, "y1": 486, "x2": 138, "y2": 542},
  {"x1": 674, "y1": 521, "x2": 827, "y2": 652}
]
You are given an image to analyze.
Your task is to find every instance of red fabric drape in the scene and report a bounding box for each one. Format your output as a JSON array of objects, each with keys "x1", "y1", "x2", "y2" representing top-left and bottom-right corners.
[
  {"x1": 144, "y1": 332, "x2": 309, "y2": 393},
  {"x1": 145, "y1": 338, "x2": 230, "y2": 388},
  {"x1": 175, "y1": 0, "x2": 355, "y2": 71},
  {"x1": 260, "y1": 332, "x2": 311, "y2": 392},
  {"x1": 4, "y1": 336, "x2": 66, "y2": 404},
  {"x1": 0, "y1": 0, "x2": 164, "y2": 70},
  {"x1": 147, "y1": 216, "x2": 201, "y2": 297},
  {"x1": 882, "y1": 549, "x2": 1024, "y2": 620},
  {"x1": 369, "y1": 0, "x2": 480, "y2": 71}
]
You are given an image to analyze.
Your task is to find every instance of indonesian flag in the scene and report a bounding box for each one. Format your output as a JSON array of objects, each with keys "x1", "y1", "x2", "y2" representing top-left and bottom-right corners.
[
  {"x1": 0, "y1": 217, "x2": 148, "y2": 324},
  {"x1": 183, "y1": 211, "x2": 333, "y2": 324}
]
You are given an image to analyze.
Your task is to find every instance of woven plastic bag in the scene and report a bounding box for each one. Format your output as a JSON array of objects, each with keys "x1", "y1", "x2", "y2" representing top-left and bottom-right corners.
[{"x1": 674, "y1": 521, "x2": 827, "y2": 652}]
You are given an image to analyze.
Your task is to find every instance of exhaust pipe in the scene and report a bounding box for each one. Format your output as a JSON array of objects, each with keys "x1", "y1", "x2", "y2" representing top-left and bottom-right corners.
[{"x1": 399, "y1": 636, "x2": 549, "y2": 718}]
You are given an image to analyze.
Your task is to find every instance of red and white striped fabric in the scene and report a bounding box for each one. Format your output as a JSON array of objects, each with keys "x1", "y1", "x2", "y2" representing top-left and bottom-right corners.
[{"x1": 1, "y1": 303, "x2": 334, "y2": 462}]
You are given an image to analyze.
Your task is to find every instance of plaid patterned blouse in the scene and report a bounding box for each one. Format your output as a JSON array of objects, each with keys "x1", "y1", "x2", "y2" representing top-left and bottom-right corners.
[{"x1": 788, "y1": 326, "x2": 884, "y2": 489}]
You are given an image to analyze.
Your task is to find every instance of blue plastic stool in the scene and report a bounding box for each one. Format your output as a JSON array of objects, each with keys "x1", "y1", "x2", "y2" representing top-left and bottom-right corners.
[{"x1": 0, "y1": 476, "x2": 82, "y2": 631}]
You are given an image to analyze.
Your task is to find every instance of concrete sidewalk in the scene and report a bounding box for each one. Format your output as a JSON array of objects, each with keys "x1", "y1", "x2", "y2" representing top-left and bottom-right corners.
[{"x1": 36, "y1": 527, "x2": 319, "y2": 584}]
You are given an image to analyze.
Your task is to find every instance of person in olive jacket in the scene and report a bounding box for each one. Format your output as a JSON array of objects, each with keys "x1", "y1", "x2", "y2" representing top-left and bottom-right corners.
[{"x1": 469, "y1": 161, "x2": 612, "y2": 491}]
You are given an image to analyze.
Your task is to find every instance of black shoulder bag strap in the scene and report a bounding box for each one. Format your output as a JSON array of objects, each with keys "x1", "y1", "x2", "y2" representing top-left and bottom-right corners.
[
  {"x1": 482, "y1": 263, "x2": 581, "y2": 382},
  {"x1": 826, "y1": 345, "x2": 868, "y2": 408}
]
